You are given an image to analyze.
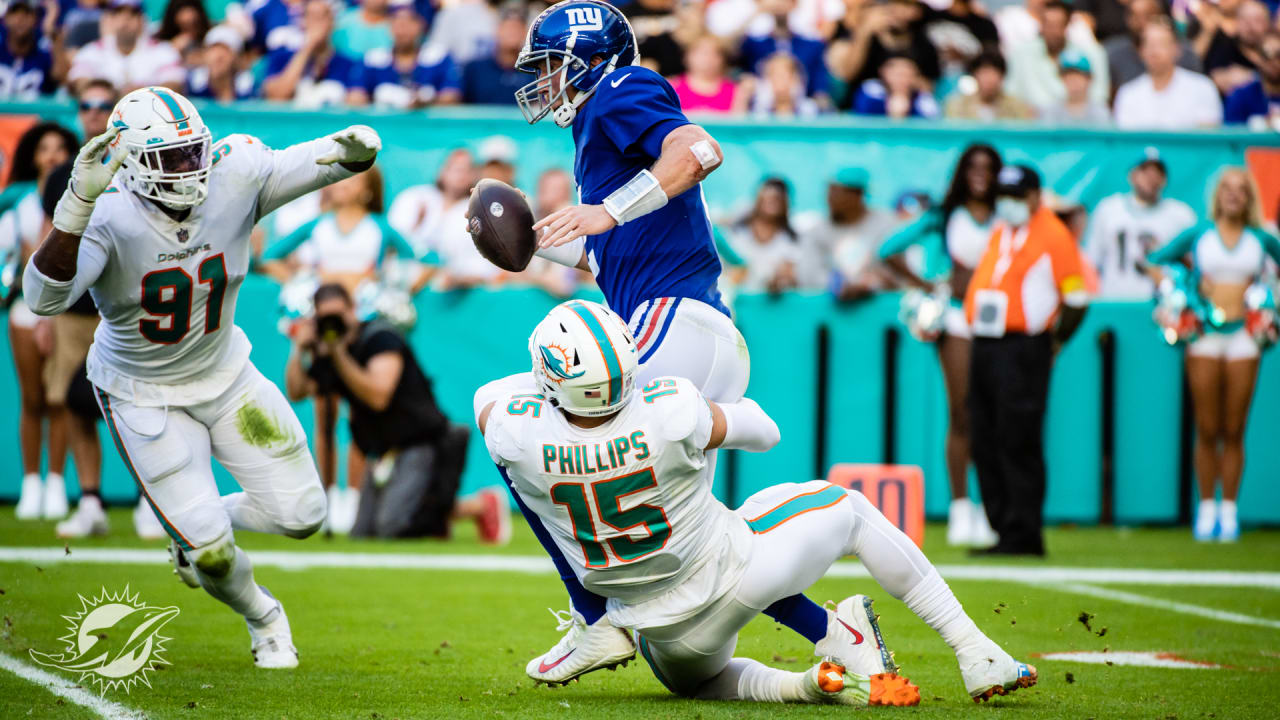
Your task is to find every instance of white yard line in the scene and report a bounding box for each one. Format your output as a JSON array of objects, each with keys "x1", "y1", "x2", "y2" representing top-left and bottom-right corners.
[
  {"x1": 2, "y1": 546, "x2": 1280, "y2": 588},
  {"x1": 1050, "y1": 582, "x2": 1280, "y2": 630},
  {"x1": 0, "y1": 653, "x2": 146, "y2": 720}
]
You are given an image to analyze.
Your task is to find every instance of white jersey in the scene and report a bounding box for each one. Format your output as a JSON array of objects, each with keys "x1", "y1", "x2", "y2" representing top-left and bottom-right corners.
[
  {"x1": 484, "y1": 375, "x2": 751, "y2": 629},
  {"x1": 26, "y1": 133, "x2": 354, "y2": 407},
  {"x1": 1085, "y1": 193, "x2": 1196, "y2": 299}
]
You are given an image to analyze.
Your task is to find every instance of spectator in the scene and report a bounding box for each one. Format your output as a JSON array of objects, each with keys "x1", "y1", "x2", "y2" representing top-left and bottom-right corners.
[
  {"x1": 261, "y1": 165, "x2": 418, "y2": 296},
  {"x1": 1195, "y1": 0, "x2": 1270, "y2": 96},
  {"x1": 334, "y1": 0, "x2": 392, "y2": 58},
  {"x1": 1075, "y1": 0, "x2": 1132, "y2": 43},
  {"x1": 925, "y1": 0, "x2": 1000, "y2": 50},
  {"x1": 1146, "y1": 168, "x2": 1280, "y2": 543},
  {"x1": 520, "y1": 167, "x2": 586, "y2": 298},
  {"x1": 965, "y1": 164, "x2": 1090, "y2": 557},
  {"x1": 460, "y1": 8, "x2": 525, "y2": 105},
  {"x1": 748, "y1": 51, "x2": 820, "y2": 117},
  {"x1": 187, "y1": 24, "x2": 257, "y2": 102},
  {"x1": 263, "y1": 0, "x2": 362, "y2": 107},
  {"x1": 739, "y1": 0, "x2": 829, "y2": 99},
  {"x1": 723, "y1": 177, "x2": 810, "y2": 293},
  {"x1": 707, "y1": 0, "x2": 845, "y2": 40},
  {"x1": 879, "y1": 143, "x2": 1003, "y2": 548},
  {"x1": 426, "y1": 0, "x2": 495, "y2": 66},
  {"x1": 5, "y1": 122, "x2": 78, "y2": 524},
  {"x1": 153, "y1": 0, "x2": 212, "y2": 61},
  {"x1": 1225, "y1": 28, "x2": 1280, "y2": 126},
  {"x1": 285, "y1": 283, "x2": 509, "y2": 542},
  {"x1": 0, "y1": 0, "x2": 55, "y2": 98},
  {"x1": 425, "y1": 148, "x2": 501, "y2": 288},
  {"x1": 1114, "y1": 19, "x2": 1223, "y2": 128},
  {"x1": 248, "y1": 0, "x2": 306, "y2": 54},
  {"x1": 944, "y1": 50, "x2": 1034, "y2": 121},
  {"x1": 672, "y1": 34, "x2": 746, "y2": 114},
  {"x1": 388, "y1": 164, "x2": 446, "y2": 257},
  {"x1": 925, "y1": 0, "x2": 997, "y2": 102},
  {"x1": 1041, "y1": 47, "x2": 1112, "y2": 125},
  {"x1": 1005, "y1": 0, "x2": 1110, "y2": 112},
  {"x1": 1085, "y1": 149, "x2": 1196, "y2": 299},
  {"x1": 624, "y1": 0, "x2": 690, "y2": 78},
  {"x1": 804, "y1": 167, "x2": 899, "y2": 299},
  {"x1": 349, "y1": 0, "x2": 460, "y2": 108},
  {"x1": 1105, "y1": 0, "x2": 1202, "y2": 89},
  {"x1": 853, "y1": 52, "x2": 940, "y2": 118},
  {"x1": 67, "y1": 0, "x2": 185, "y2": 94},
  {"x1": 476, "y1": 135, "x2": 517, "y2": 185},
  {"x1": 828, "y1": 0, "x2": 940, "y2": 108},
  {"x1": 61, "y1": 0, "x2": 107, "y2": 50}
]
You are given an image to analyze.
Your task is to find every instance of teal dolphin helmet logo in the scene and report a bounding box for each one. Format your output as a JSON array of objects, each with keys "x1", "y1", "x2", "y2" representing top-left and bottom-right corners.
[
  {"x1": 539, "y1": 343, "x2": 585, "y2": 383},
  {"x1": 29, "y1": 586, "x2": 179, "y2": 695}
]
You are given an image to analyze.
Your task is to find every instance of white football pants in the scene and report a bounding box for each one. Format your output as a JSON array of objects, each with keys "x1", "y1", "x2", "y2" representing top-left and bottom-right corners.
[{"x1": 629, "y1": 297, "x2": 749, "y2": 404}]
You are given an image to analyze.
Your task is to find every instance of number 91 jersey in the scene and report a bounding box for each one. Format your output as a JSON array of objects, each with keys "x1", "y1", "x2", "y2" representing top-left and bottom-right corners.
[
  {"x1": 485, "y1": 375, "x2": 752, "y2": 629},
  {"x1": 80, "y1": 133, "x2": 353, "y2": 407}
]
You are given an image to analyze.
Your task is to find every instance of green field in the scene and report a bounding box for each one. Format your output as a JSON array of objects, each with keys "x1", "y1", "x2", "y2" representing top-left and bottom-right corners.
[{"x1": 2, "y1": 509, "x2": 1279, "y2": 719}]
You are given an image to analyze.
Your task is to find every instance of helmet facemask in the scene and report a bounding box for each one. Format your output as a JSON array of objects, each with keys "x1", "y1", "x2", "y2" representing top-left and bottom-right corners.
[
  {"x1": 122, "y1": 127, "x2": 212, "y2": 210},
  {"x1": 515, "y1": 47, "x2": 616, "y2": 128}
]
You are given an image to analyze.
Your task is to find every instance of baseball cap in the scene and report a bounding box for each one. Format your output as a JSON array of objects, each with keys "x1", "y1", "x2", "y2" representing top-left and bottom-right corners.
[
  {"x1": 995, "y1": 164, "x2": 1041, "y2": 197},
  {"x1": 1059, "y1": 47, "x2": 1091, "y2": 75},
  {"x1": 106, "y1": 0, "x2": 143, "y2": 11},
  {"x1": 1134, "y1": 146, "x2": 1167, "y2": 174},
  {"x1": 204, "y1": 25, "x2": 244, "y2": 54},
  {"x1": 478, "y1": 135, "x2": 517, "y2": 166},
  {"x1": 832, "y1": 167, "x2": 870, "y2": 189},
  {"x1": 3, "y1": 0, "x2": 37, "y2": 14}
]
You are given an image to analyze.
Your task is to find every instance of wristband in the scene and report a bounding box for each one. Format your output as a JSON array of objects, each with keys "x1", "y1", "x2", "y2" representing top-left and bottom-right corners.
[
  {"x1": 602, "y1": 169, "x2": 668, "y2": 226},
  {"x1": 51, "y1": 185, "x2": 96, "y2": 236}
]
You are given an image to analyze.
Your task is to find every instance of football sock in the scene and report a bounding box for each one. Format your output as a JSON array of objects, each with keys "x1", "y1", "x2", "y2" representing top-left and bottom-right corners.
[
  {"x1": 697, "y1": 658, "x2": 813, "y2": 702},
  {"x1": 499, "y1": 467, "x2": 608, "y2": 624},
  {"x1": 844, "y1": 489, "x2": 985, "y2": 652},
  {"x1": 763, "y1": 594, "x2": 828, "y2": 644},
  {"x1": 195, "y1": 545, "x2": 276, "y2": 623}
]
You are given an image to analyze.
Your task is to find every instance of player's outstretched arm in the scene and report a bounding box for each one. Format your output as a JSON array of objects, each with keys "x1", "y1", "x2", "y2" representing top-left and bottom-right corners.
[
  {"x1": 24, "y1": 126, "x2": 122, "y2": 314},
  {"x1": 256, "y1": 125, "x2": 381, "y2": 220},
  {"x1": 705, "y1": 397, "x2": 780, "y2": 452}
]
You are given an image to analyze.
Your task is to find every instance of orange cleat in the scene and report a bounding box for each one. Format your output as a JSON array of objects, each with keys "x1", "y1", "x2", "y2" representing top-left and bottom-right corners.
[{"x1": 870, "y1": 672, "x2": 922, "y2": 707}]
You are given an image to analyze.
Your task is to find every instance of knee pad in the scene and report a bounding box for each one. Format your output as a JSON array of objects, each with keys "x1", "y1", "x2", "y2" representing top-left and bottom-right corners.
[
  {"x1": 279, "y1": 481, "x2": 326, "y2": 539},
  {"x1": 189, "y1": 533, "x2": 237, "y2": 579}
]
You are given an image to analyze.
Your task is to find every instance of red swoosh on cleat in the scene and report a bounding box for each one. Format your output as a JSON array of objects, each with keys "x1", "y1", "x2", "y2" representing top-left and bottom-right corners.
[
  {"x1": 537, "y1": 650, "x2": 575, "y2": 673},
  {"x1": 837, "y1": 619, "x2": 865, "y2": 645}
]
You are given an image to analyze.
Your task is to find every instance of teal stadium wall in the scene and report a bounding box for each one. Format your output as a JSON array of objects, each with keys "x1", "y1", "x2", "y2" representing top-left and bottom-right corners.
[{"x1": 0, "y1": 102, "x2": 1277, "y2": 525}]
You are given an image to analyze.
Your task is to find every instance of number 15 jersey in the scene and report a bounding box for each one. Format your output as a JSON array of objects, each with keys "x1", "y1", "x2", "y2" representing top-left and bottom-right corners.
[
  {"x1": 484, "y1": 375, "x2": 752, "y2": 629},
  {"x1": 70, "y1": 134, "x2": 356, "y2": 407}
]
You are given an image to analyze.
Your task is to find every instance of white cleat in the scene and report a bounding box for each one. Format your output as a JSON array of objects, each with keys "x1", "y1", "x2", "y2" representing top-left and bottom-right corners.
[
  {"x1": 134, "y1": 499, "x2": 167, "y2": 540},
  {"x1": 805, "y1": 658, "x2": 920, "y2": 706},
  {"x1": 56, "y1": 496, "x2": 109, "y2": 538},
  {"x1": 41, "y1": 476, "x2": 68, "y2": 520},
  {"x1": 168, "y1": 540, "x2": 201, "y2": 589},
  {"x1": 525, "y1": 608, "x2": 635, "y2": 685},
  {"x1": 946, "y1": 498, "x2": 973, "y2": 546},
  {"x1": 959, "y1": 640, "x2": 1038, "y2": 702},
  {"x1": 15, "y1": 475, "x2": 43, "y2": 520},
  {"x1": 970, "y1": 502, "x2": 999, "y2": 548},
  {"x1": 815, "y1": 595, "x2": 898, "y2": 676},
  {"x1": 248, "y1": 588, "x2": 299, "y2": 669}
]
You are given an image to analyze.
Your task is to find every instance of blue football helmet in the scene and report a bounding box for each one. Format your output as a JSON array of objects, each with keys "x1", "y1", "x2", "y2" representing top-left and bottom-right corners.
[{"x1": 514, "y1": 0, "x2": 638, "y2": 128}]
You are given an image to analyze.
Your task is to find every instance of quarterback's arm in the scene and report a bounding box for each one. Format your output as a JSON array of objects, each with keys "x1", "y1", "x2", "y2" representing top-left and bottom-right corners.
[
  {"x1": 704, "y1": 398, "x2": 780, "y2": 452},
  {"x1": 650, "y1": 123, "x2": 722, "y2": 200},
  {"x1": 255, "y1": 127, "x2": 381, "y2": 220}
]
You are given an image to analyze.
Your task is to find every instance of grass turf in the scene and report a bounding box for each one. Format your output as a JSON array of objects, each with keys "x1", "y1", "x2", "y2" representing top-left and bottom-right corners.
[{"x1": 2, "y1": 509, "x2": 1279, "y2": 719}]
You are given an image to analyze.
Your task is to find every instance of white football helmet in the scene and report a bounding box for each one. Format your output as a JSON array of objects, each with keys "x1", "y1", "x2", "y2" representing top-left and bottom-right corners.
[
  {"x1": 529, "y1": 300, "x2": 638, "y2": 417},
  {"x1": 111, "y1": 87, "x2": 212, "y2": 209}
]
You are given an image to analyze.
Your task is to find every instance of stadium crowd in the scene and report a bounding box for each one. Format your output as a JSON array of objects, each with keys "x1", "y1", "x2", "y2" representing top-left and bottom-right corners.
[{"x1": 3, "y1": 0, "x2": 1280, "y2": 127}]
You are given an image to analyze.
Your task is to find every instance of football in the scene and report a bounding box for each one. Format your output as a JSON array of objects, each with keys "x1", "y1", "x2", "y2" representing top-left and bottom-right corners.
[{"x1": 467, "y1": 178, "x2": 537, "y2": 272}]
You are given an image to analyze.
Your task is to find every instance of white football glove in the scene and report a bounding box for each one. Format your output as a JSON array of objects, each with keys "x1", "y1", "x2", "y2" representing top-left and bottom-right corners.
[
  {"x1": 315, "y1": 125, "x2": 381, "y2": 166},
  {"x1": 53, "y1": 125, "x2": 125, "y2": 236}
]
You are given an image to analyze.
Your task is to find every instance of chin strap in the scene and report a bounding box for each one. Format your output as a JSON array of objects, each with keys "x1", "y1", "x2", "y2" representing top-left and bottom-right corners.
[{"x1": 552, "y1": 55, "x2": 621, "y2": 128}]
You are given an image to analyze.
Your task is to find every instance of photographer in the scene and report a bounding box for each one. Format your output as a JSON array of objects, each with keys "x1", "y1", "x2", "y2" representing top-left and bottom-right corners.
[{"x1": 285, "y1": 283, "x2": 509, "y2": 542}]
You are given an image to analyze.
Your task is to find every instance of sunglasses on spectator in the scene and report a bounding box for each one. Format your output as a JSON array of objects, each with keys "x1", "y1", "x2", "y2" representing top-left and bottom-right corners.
[{"x1": 79, "y1": 100, "x2": 113, "y2": 112}]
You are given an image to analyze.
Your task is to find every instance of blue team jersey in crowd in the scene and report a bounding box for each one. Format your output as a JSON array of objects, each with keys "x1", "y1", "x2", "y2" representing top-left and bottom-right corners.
[
  {"x1": 572, "y1": 65, "x2": 727, "y2": 324},
  {"x1": 354, "y1": 44, "x2": 461, "y2": 106},
  {"x1": 247, "y1": 0, "x2": 304, "y2": 52},
  {"x1": 264, "y1": 47, "x2": 362, "y2": 89},
  {"x1": 0, "y1": 41, "x2": 54, "y2": 99}
]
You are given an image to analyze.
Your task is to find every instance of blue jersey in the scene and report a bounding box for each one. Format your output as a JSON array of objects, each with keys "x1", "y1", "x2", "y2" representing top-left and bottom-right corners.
[
  {"x1": 572, "y1": 65, "x2": 727, "y2": 324},
  {"x1": 354, "y1": 44, "x2": 461, "y2": 106}
]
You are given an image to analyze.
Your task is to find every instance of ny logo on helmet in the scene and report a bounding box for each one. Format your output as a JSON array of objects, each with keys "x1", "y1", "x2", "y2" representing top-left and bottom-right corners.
[{"x1": 565, "y1": 6, "x2": 603, "y2": 31}]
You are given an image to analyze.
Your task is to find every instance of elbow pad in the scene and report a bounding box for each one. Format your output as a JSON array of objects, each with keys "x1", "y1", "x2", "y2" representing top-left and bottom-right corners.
[
  {"x1": 718, "y1": 398, "x2": 780, "y2": 452},
  {"x1": 21, "y1": 260, "x2": 74, "y2": 316}
]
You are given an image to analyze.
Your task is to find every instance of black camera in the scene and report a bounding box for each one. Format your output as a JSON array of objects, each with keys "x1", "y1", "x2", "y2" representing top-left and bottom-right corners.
[{"x1": 316, "y1": 314, "x2": 347, "y2": 344}]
